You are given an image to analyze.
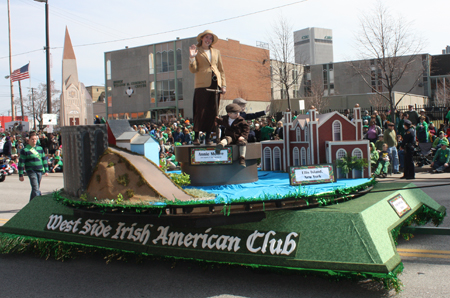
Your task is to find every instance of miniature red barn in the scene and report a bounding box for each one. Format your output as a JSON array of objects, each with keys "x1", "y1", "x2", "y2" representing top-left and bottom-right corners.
[{"x1": 261, "y1": 105, "x2": 371, "y2": 179}]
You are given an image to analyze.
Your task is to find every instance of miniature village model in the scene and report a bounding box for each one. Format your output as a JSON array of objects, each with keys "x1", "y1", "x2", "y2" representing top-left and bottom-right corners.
[{"x1": 261, "y1": 105, "x2": 370, "y2": 179}]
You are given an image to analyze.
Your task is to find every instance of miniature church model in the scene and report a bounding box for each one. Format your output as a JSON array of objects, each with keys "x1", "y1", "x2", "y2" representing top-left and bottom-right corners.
[
  {"x1": 60, "y1": 27, "x2": 93, "y2": 126},
  {"x1": 261, "y1": 104, "x2": 371, "y2": 179}
]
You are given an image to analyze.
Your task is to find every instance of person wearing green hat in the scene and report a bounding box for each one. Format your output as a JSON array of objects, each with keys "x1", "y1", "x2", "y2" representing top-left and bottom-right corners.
[{"x1": 362, "y1": 125, "x2": 369, "y2": 140}]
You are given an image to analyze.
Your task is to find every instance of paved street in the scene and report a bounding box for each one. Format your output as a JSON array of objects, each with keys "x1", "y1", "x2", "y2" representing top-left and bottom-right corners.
[{"x1": 1, "y1": 170, "x2": 450, "y2": 297}]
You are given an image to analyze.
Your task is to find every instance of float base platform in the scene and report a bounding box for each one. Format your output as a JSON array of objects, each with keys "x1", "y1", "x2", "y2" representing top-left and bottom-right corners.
[{"x1": 0, "y1": 183, "x2": 445, "y2": 284}]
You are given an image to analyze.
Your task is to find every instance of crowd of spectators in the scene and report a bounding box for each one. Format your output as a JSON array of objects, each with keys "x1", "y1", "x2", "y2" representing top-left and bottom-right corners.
[
  {"x1": 130, "y1": 110, "x2": 285, "y2": 170},
  {"x1": 356, "y1": 105, "x2": 450, "y2": 176},
  {"x1": 0, "y1": 129, "x2": 63, "y2": 175}
]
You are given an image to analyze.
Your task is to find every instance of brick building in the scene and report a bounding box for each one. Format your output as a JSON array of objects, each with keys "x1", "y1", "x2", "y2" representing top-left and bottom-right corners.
[{"x1": 105, "y1": 36, "x2": 271, "y2": 122}]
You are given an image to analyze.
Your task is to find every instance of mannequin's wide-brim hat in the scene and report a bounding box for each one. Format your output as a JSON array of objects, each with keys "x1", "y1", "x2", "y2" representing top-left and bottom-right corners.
[{"x1": 197, "y1": 30, "x2": 218, "y2": 45}]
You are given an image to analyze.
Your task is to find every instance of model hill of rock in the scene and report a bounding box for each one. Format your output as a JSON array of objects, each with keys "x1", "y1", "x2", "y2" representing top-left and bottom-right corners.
[{"x1": 86, "y1": 147, "x2": 195, "y2": 203}]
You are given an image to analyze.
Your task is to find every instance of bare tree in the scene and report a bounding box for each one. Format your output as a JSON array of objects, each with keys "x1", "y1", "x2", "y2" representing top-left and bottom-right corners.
[
  {"x1": 350, "y1": 1, "x2": 424, "y2": 124},
  {"x1": 15, "y1": 81, "x2": 60, "y2": 129},
  {"x1": 305, "y1": 77, "x2": 330, "y2": 113},
  {"x1": 434, "y1": 78, "x2": 450, "y2": 106},
  {"x1": 235, "y1": 87, "x2": 248, "y2": 100},
  {"x1": 368, "y1": 93, "x2": 385, "y2": 108},
  {"x1": 265, "y1": 15, "x2": 302, "y2": 111}
]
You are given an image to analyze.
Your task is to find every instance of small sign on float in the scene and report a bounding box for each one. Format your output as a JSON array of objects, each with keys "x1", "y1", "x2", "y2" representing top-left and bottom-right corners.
[
  {"x1": 190, "y1": 147, "x2": 233, "y2": 165},
  {"x1": 289, "y1": 164, "x2": 336, "y2": 186},
  {"x1": 388, "y1": 194, "x2": 411, "y2": 217}
]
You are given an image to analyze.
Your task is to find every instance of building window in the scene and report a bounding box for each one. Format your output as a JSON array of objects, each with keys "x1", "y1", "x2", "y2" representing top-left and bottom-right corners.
[
  {"x1": 177, "y1": 79, "x2": 183, "y2": 101},
  {"x1": 352, "y1": 148, "x2": 363, "y2": 178},
  {"x1": 336, "y1": 149, "x2": 347, "y2": 179},
  {"x1": 162, "y1": 51, "x2": 168, "y2": 72},
  {"x1": 106, "y1": 60, "x2": 111, "y2": 80},
  {"x1": 296, "y1": 127, "x2": 301, "y2": 141},
  {"x1": 264, "y1": 147, "x2": 272, "y2": 171},
  {"x1": 156, "y1": 52, "x2": 162, "y2": 73},
  {"x1": 168, "y1": 50, "x2": 175, "y2": 72},
  {"x1": 280, "y1": 88, "x2": 287, "y2": 100},
  {"x1": 156, "y1": 79, "x2": 182, "y2": 102},
  {"x1": 150, "y1": 81, "x2": 155, "y2": 102},
  {"x1": 336, "y1": 148, "x2": 347, "y2": 159},
  {"x1": 305, "y1": 127, "x2": 309, "y2": 142},
  {"x1": 176, "y1": 49, "x2": 182, "y2": 70},
  {"x1": 273, "y1": 147, "x2": 281, "y2": 171},
  {"x1": 293, "y1": 147, "x2": 300, "y2": 166},
  {"x1": 301, "y1": 147, "x2": 306, "y2": 165},
  {"x1": 169, "y1": 79, "x2": 175, "y2": 101},
  {"x1": 333, "y1": 120, "x2": 342, "y2": 141},
  {"x1": 307, "y1": 147, "x2": 310, "y2": 164},
  {"x1": 149, "y1": 53, "x2": 154, "y2": 74},
  {"x1": 292, "y1": 69, "x2": 298, "y2": 84}
]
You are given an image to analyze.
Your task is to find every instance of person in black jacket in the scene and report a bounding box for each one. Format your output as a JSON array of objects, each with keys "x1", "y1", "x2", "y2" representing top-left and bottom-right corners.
[
  {"x1": 216, "y1": 104, "x2": 250, "y2": 167},
  {"x1": 2, "y1": 136, "x2": 12, "y2": 159},
  {"x1": 274, "y1": 121, "x2": 283, "y2": 140},
  {"x1": 233, "y1": 97, "x2": 269, "y2": 120},
  {"x1": 401, "y1": 120, "x2": 416, "y2": 179}
]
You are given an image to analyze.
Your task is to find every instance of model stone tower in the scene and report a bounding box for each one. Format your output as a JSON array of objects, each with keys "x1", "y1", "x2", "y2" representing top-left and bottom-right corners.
[{"x1": 60, "y1": 27, "x2": 93, "y2": 126}]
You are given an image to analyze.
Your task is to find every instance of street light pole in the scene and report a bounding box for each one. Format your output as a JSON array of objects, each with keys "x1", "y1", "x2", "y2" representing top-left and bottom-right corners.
[
  {"x1": 7, "y1": 0, "x2": 15, "y2": 121},
  {"x1": 35, "y1": 0, "x2": 51, "y2": 114}
]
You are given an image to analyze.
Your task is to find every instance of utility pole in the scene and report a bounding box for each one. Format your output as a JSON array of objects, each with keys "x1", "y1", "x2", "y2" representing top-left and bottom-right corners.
[
  {"x1": 18, "y1": 80, "x2": 24, "y2": 121},
  {"x1": 7, "y1": 0, "x2": 15, "y2": 120}
]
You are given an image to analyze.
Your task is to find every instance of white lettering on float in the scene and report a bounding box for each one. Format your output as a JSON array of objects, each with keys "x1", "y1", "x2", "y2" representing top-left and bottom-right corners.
[
  {"x1": 246, "y1": 230, "x2": 299, "y2": 256},
  {"x1": 45, "y1": 215, "x2": 298, "y2": 256},
  {"x1": 193, "y1": 149, "x2": 229, "y2": 163},
  {"x1": 152, "y1": 227, "x2": 241, "y2": 252},
  {"x1": 295, "y1": 168, "x2": 330, "y2": 181}
]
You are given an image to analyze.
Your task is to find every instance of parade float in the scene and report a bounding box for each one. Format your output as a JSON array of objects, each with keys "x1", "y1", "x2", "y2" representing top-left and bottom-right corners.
[{"x1": 0, "y1": 107, "x2": 446, "y2": 292}]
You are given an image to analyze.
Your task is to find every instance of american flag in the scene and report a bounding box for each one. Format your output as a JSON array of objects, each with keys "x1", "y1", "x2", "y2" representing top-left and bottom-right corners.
[{"x1": 11, "y1": 63, "x2": 30, "y2": 82}]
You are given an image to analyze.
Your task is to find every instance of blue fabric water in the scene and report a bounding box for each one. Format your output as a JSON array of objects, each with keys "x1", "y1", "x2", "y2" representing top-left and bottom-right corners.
[{"x1": 183, "y1": 170, "x2": 371, "y2": 204}]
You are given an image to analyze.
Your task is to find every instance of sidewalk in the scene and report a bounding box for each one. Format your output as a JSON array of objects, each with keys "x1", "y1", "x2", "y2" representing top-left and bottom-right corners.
[{"x1": 378, "y1": 164, "x2": 450, "y2": 182}]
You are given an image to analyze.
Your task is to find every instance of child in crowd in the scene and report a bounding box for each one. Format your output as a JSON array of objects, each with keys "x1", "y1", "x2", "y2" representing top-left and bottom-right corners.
[
  {"x1": 51, "y1": 150, "x2": 63, "y2": 173},
  {"x1": 215, "y1": 103, "x2": 250, "y2": 167},
  {"x1": 165, "y1": 151, "x2": 178, "y2": 170},
  {"x1": 373, "y1": 143, "x2": 390, "y2": 178},
  {"x1": 370, "y1": 142, "x2": 379, "y2": 168},
  {"x1": 375, "y1": 134, "x2": 385, "y2": 151},
  {"x1": 9, "y1": 159, "x2": 18, "y2": 174}
]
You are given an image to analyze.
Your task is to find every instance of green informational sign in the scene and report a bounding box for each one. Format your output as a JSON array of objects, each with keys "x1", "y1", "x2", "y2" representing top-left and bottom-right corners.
[
  {"x1": 289, "y1": 164, "x2": 336, "y2": 186},
  {"x1": 190, "y1": 147, "x2": 232, "y2": 165}
]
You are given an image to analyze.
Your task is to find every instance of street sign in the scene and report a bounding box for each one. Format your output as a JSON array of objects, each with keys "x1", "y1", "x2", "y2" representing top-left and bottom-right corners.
[{"x1": 42, "y1": 113, "x2": 57, "y2": 125}]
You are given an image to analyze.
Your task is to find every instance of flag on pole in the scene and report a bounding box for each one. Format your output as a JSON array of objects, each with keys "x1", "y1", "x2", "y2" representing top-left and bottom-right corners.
[{"x1": 11, "y1": 63, "x2": 30, "y2": 82}]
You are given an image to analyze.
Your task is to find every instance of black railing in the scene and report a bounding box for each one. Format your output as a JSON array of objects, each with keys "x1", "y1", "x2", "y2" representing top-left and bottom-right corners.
[{"x1": 326, "y1": 104, "x2": 450, "y2": 122}]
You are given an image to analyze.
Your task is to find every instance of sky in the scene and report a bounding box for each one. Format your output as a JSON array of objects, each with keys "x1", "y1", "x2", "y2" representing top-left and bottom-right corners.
[{"x1": 0, "y1": 0, "x2": 448, "y2": 116}]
